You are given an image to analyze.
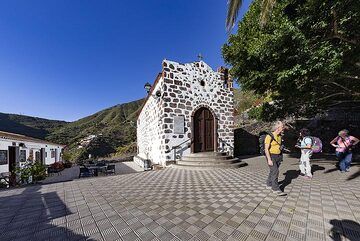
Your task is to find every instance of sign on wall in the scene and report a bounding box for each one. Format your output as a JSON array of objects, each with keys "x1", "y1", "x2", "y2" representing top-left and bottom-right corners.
[
  {"x1": 174, "y1": 116, "x2": 185, "y2": 134},
  {"x1": 0, "y1": 150, "x2": 8, "y2": 165}
]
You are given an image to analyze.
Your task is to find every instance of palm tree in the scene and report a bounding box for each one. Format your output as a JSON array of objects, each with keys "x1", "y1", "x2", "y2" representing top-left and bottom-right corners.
[{"x1": 226, "y1": 0, "x2": 277, "y2": 31}]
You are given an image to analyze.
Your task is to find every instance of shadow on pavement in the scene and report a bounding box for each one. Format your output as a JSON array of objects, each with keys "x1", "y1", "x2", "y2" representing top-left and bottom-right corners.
[
  {"x1": 279, "y1": 170, "x2": 299, "y2": 192},
  {"x1": 311, "y1": 164, "x2": 325, "y2": 175},
  {"x1": 347, "y1": 169, "x2": 360, "y2": 181},
  {"x1": 324, "y1": 167, "x2": 339, "y2": 174},
  {"x1": 0, "y1": 185, "x2": 91, "y2": 241},
  {"x1": 329, "y1": 219, "x2": 360, "y2": 241},
  {"x1": 280, "y1": 165, "x2": 325, "y2": 191}
]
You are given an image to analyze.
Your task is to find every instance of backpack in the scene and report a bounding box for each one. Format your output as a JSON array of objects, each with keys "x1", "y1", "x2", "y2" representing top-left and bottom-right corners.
[
  {"x1": 259, "y1": 132, "x2": 275, "y2": 155},
  {"x1": 310, "y1": 136, "x2": 323, "y2": 153}
]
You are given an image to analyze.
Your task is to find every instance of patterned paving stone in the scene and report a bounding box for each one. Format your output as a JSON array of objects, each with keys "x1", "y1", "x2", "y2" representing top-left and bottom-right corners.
[{"x1": 0, "y1": 156, "x2": 359, "y2": 241}]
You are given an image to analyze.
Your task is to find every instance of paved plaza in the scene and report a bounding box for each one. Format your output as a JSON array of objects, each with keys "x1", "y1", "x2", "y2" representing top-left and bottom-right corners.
[{"x1": 0, "y1": 156, "x2": 359, "y2": 241}]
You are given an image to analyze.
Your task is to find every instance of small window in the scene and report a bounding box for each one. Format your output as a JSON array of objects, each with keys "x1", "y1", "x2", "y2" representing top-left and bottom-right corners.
[
  {"x1": 20, "y1": 150, "x2": 26, "y2": 162},
  {"x1": 200, "y1": 80, "x2": 205, "y2": 86},
  {"x1": 35, "y1": 152, "x2": 41, "y2": 162}
]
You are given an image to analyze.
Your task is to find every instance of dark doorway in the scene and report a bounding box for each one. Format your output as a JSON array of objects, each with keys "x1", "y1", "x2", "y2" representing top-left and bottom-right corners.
[
  {"x1": 193, "y1": 107, "x2": 214, "y2": 152},
  {"x1": 8, "y1": 146, "x2": 19, "y2": 186}
]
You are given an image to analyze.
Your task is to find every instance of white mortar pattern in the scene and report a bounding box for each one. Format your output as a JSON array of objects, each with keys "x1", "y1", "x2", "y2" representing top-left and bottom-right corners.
[{"x1": 135, "y1": 60, "x2": 234, "y2": 166}]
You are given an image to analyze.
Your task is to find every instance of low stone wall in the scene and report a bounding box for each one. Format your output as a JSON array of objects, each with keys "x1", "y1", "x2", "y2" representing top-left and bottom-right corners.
[{"x1": 234, "y1": 120, "x2": 360, "y2": 157}]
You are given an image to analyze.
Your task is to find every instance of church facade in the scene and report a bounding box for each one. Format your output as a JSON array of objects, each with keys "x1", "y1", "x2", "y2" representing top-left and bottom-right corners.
[{"x1": 134, "y1": 59, "x2": 234, "y2": 167}]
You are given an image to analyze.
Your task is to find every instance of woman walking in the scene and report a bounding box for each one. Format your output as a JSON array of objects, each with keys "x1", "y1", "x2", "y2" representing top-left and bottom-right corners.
[
  {"x1": 330, "y1": 129, "x2": 359, "y2": 172},
  {"x1": 295, "y1": 128, "x2": 313, "y2": 179}
]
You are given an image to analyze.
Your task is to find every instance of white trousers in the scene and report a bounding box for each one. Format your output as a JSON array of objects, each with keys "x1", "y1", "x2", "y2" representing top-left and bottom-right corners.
[{"x1": 299, "y1": 150, "x2": 312, "y2": 177}]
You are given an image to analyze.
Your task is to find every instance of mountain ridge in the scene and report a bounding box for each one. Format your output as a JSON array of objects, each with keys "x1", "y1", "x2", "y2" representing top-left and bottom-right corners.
[{"x1": 0, "y1": 98, "x2": 145, "y2": 160}]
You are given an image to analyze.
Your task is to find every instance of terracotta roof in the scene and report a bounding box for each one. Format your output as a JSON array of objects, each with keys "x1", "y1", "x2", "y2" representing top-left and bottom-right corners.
[{"x1": 0, "y1": 131, "x2": 65, "y2": 147}]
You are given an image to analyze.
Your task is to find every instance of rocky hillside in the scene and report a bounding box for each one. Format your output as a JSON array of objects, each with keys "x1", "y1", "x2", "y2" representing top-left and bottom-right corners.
[{"x1": 47, "y1": 99, "x2": 144, "y2": 160}]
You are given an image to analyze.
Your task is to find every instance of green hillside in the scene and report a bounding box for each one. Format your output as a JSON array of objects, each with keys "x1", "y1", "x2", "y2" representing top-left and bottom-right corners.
[
  {"x1": 47, "y1": 99, "x2": 145, "y2": 160},
  {"x1": 0, "y1": 113, "x2": 67, "y2": 139},
  {"x1": 0, "y1": 99, "x2": 145, "y2": 161}
]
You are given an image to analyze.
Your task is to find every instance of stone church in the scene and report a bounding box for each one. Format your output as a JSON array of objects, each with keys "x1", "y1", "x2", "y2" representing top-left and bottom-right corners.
[{"x1": 134, "y1": 59, "x2": 243, "y2": 169}]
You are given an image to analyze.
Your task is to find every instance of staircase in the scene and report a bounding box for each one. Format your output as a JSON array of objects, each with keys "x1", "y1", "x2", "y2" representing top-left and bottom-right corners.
[{"x1": 171, "y1": 152, "x2": 246, "y2": 170}]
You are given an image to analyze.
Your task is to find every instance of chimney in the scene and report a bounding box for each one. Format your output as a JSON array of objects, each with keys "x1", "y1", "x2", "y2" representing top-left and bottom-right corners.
[{"x1": 217, "y1": 67, "x2": 233, "y2": 90}]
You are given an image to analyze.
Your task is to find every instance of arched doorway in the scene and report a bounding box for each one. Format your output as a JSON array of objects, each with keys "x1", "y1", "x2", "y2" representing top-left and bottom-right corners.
[{"x1": 193, "y1": 107, "x2": 215, "y2": 153}]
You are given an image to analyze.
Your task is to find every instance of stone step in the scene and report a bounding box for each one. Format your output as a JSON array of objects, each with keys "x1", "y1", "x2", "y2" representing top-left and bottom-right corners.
[
  {"x1": 172, "y1": 152, "x2": 246, "y2": 170},
  {"x1": 171, "y1": 161, "x2": 247, "y2": 170},
  {"x1": 185, "y1": 152, "x2": 227, "y2": 157},
  {"x1": 181, "y1": 155, "x2": 231, "y2": 162},
  {"x1": 177, "y1": 158, "x2": 240, "y2": 166}
]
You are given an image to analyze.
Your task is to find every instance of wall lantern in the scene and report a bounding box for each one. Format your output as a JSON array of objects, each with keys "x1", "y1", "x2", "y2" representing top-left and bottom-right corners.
[
  {"x1": 144, "y1": 82, "x2": 152, "y2": 93},
  {"x1": 144, "y1": 82, "x2": 162, "y2": 98}
]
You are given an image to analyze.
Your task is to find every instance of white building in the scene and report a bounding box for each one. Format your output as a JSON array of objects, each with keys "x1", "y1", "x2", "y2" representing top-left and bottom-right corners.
[
  {"x1": 0, "y1": 131, "x2": 65, "y2": 174},
  {"x1": 134, "y1": 60, "x2": 235, "y2": 167}
]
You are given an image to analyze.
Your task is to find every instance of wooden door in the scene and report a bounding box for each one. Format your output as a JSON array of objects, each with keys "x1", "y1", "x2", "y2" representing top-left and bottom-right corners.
[
  {"x1": 193, "y1": 108, "x2": 214, "y2": 152},
  {"x1": 8, "y1": 146, "x2": 18, "y2": 186}
]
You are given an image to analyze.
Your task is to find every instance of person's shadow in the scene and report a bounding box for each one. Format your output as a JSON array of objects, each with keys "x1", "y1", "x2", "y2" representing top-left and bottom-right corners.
[
  {"x1": 348, "y1": 169, "x2": 360, "y2": 181},
  {"x1": 279, "y1": 165, "x2": 325, "y2": 191},
  {"x1": 279, "y1": 170, "x2": 299, "y2": 192},
  {"x1": 311, "y1": 164, "x2": 325, "y2": 174},
  {"x1": 329, "y1": 219, "x2": 360, "y2": 241}
]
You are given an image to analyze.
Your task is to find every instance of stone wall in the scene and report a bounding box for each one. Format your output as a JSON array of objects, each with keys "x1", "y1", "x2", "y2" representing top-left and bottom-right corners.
[
  {"x1": 161, "y1": 60, "x2": 234, "y2": 162},
  {"x1": 233, "y1": 120, "x2": 360, "y2": 156},
  {"x1": 135, "y1": 60, "x2": 235, "y2": 166}
]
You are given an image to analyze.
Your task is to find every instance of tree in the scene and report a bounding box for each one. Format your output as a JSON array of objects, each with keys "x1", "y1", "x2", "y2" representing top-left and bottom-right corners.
[
  {"x1": 226, "y1": 0, "x2": 277, "y2": 30},
  {"x1": 234, "y1": 89, "x2": 264, "y2": 113},
  {"x1": 223, "y1": 0, "x2": 360, "y2": 120}
]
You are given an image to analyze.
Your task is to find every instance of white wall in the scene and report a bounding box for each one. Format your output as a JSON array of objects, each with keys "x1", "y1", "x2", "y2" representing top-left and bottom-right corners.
[
  {"x1": 0, "y1": 138, "x2": 63, "y2": 173},
  {"x1": 135, "y1": 75, "x2": 166, "y2": 166},
  {"x1": 0, "y1": 139, "x2": 12, "y2": 173}
]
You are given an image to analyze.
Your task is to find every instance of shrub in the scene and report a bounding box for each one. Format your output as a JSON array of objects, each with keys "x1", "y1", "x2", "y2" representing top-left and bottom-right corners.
[
  {"x1": 50, "y1": 162, "x2": 64, "y2": 170},
  {"x1": 13, "y1": 161, "x2": 47, "y2": 185},
  {"x1": 15, "y1": 162, "x2": 32, "y2": 184},
  {"x1": 31, "y1": 162, "x2": 47, "y2": 182},
  {"x1": 63, "y1": 161, "x2": 73, "y2": 168},
  {"x1": 248, "y1": 106, "x2": 264, "y2": 120}
]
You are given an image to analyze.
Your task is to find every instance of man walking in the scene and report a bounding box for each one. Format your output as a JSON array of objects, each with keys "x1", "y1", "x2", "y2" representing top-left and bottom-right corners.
[{"x1": 265, "y1": 121, "x2": 287, "y2": 196}]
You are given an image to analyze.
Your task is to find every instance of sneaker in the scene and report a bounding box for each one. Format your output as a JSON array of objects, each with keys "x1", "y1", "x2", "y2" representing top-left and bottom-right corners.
[
  {"x1": 273, "y1": 190, "x2": 287, "y2": 196},
  {"x1": 266, "y1": 185, "x2": 272, "y2": 190},
  {"x1": 345, "y1": 169, "x2": 350, "y2": 172},
  {"x1": 305, "y1": 176, "x2": 312, "y2": 179},
  {"x1": 340, "y1": 170, "x2": 345, "y2": 173}
]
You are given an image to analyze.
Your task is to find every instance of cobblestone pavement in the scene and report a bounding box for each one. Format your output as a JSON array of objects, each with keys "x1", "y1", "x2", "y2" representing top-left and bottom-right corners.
[{"x1": 0, "y1": 156, "x2": 359, "y2": 241}]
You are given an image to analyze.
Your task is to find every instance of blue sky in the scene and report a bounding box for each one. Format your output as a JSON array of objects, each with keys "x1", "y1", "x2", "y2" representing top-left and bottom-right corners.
[{"x1": 0, "y1": 0, "x2": 251, "y2": 121}]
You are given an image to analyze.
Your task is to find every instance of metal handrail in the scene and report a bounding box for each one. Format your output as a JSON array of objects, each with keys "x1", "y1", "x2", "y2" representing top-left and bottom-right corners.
[
  {"x1": 171, "y1": 138, "x2": 192, "y2": 161},
  {"x1": 171, "y1": 138, "x2": 192, "y2": 150},
  {"x1": 219, "y1": 138, "x2": 234, "y2": 155},
  {"x1": 219, "y1": 138, "x2": 234, "y2": 149}
]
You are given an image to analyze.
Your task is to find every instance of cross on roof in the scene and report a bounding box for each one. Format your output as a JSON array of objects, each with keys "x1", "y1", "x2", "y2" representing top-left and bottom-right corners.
[{"x1": 197, "y1": 53, "x2": 203, "y2": 61}]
